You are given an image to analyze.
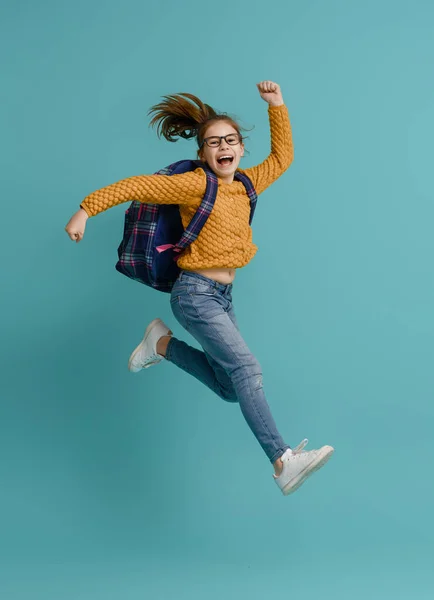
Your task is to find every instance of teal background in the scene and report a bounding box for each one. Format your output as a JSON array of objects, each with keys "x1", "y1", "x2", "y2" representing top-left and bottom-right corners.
[{"x1": 1, "y1": 0, "x2": 433, "y2": 598}]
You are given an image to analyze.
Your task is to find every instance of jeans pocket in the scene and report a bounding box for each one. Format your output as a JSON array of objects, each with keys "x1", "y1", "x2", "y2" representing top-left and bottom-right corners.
[{"x1": 189, "y1": 291, "x2": 223, "y2": 321}]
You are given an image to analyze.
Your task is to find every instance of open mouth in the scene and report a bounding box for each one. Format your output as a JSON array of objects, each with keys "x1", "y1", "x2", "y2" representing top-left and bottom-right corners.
[{"x1": 217, "y1": 155, "x2": 234, "y2": 167}]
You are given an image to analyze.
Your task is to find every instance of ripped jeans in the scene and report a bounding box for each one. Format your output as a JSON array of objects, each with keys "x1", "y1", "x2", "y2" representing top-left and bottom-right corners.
[{"x1": 165, "y1": 270, "x2": 290, "y2": 463}]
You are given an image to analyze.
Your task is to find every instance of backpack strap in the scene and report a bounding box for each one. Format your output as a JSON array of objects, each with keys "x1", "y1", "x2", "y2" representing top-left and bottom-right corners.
[
  {"x1": 155, "y1": 160, "x2": 218, "y2": 257},
  {"x1": 155, "y1": 160, "x2": 257, "y2": 258},
  {"x1": 173, "y1": 160, "x2": 258, "y2": 238},
  {"x1": 234, "y1": 171, "x2": 258, "y2": 225},
  {"x1": 174, "y1": 161, "x2": 218, "y2": 253}
]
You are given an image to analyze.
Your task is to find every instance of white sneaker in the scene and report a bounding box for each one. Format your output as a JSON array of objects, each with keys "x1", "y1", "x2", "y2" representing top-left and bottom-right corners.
[
  {"x1": 128, "y1": 318, "x2": 171, "y2": 373},
  {"x1": 274, "y1": 439, "x2": 334, "y2": 496}
]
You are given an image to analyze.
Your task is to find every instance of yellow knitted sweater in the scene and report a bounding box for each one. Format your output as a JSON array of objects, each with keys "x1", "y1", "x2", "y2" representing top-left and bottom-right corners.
[{"x1": 80, "y1": 104, "x2": 293, "y2": 270}]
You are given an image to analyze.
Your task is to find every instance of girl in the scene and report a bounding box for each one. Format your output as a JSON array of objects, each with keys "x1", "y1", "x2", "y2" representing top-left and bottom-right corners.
[{"x1": 65, "y1": 81, "x2": 334, "y2": 496}]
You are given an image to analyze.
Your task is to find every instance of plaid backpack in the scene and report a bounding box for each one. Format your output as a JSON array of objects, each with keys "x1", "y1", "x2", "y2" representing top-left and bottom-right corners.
[{"x1": 115, "y1": 159, "x2": 257, "y2": 293}]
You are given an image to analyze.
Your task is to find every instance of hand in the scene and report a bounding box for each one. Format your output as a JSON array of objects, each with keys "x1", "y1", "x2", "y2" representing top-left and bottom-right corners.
[
  {"x1": 256, "y1": 81, "x2": 284, "y2": 107},
  {"x1": 65, "y1": 208, "x2": 88, "y2": 243}
]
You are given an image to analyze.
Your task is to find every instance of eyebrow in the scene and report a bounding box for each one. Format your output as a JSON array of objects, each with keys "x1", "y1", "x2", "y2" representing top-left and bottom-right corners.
[{"x1": 205, "y1": 131, "x2": 237, "y2": 137}]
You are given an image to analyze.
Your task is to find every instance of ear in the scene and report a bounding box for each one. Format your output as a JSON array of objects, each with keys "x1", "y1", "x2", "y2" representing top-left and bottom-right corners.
[{"x1": 240, "y1": 144, "x2": 245, "y2": 157}]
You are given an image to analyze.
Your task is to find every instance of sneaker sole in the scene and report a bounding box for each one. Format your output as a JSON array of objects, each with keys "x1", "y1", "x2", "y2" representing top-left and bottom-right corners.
[
  {"x1": 128, "y1": 318, "x2": 163, "y2": 372},
  {"x1": 282, "y1": 445, "x2": 334, "y2": 496}
]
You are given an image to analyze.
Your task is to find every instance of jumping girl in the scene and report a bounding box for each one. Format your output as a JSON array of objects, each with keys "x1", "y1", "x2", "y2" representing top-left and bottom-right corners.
[{"x1": 65, "y1": 81, "x2": 334, "y2": 496}]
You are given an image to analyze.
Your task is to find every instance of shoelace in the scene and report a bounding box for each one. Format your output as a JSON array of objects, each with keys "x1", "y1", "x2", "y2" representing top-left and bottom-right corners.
[{"x1": 144, "y1": 352, "x2": 160, "y2": 366}]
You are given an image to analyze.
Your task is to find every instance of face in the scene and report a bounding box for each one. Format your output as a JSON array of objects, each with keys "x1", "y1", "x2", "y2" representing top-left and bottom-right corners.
[{"x1": 199, "y1": 120, "x2": 245, "y2": 184}]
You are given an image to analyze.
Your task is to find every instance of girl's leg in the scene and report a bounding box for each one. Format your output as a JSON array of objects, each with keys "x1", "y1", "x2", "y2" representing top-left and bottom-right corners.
[
  {"x1": 166, "y1": 338, "x2": 238, "y2": 402},
  {"x1": 164, "y1": 302, "x2": 239, "y2": 403},
  {"x1": 168, "y1": 276, "x2": 290, "y2": 464}
]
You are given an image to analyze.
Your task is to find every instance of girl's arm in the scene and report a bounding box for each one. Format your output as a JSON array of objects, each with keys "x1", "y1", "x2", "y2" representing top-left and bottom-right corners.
[
  {"x1": 80, "y1": 169, "x2": 206, "y2": 217},
  {"x1": 65, "y1": 169, "x2": 207, "y2": 243},
  {"x1": 240, "y1": 81, "x2": 294, "y2": 195}
]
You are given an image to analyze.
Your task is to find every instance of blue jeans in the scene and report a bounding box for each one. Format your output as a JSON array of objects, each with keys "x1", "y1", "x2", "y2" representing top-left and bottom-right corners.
[{"x1": 165, "y1": 270, "x2": 290, "y2": 463}]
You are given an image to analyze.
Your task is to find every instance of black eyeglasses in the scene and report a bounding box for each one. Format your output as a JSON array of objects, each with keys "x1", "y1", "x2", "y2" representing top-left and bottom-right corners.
[{"x1": 200, "y1": 133, "x2": 242, "y2": 148}]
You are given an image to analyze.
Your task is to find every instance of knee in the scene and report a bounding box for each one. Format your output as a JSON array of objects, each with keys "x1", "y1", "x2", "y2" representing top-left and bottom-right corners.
[
  {"x1": 252, "y1": 372, "x2": 263, "y2": 391},
  {"x1": 233, "y1": 358, "x2": 263, "y2": 389}
]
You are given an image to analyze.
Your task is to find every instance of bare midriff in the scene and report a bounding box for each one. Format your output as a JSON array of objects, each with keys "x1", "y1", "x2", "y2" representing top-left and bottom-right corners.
[{"x1": 191, "y1": 267, "x2": 236, "y2": 285}]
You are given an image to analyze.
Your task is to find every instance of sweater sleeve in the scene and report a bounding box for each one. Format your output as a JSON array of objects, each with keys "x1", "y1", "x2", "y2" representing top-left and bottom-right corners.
[
  {"x1": 80, "y1": 168, "x2": 207, "y2": 217},
  {"x1": 240, "y1": 104, "x2": 294, "y2": 196}
]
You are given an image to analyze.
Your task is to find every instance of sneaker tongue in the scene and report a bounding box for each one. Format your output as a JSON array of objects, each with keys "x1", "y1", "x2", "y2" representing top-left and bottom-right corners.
[
  {"x1": 282, "y1": 448, "x2": 293, "y2": 460},
  {"x1": 292, "y1": 439, "x2": 309, "y2": 454}
]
